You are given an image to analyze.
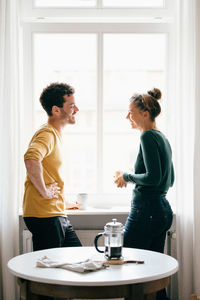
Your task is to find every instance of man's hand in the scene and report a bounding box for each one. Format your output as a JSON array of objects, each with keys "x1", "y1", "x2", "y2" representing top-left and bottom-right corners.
[
  {"x1": 25, "y1": 159, "x2": 61, "y2": 199},
  {"x1": 114, "y1": 175, "x2": 127, "y2": 188},
  {"x1": 42, "y1": 182, "x2": 61, "y2": 199}
]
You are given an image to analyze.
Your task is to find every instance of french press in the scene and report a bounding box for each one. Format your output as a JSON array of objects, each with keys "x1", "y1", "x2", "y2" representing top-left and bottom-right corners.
[{"x1": 94, "y1": 218, "x2": 124, "y2": 259}]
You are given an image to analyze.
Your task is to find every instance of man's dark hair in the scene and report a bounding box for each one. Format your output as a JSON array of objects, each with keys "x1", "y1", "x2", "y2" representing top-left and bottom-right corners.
[{"x1": 39, "y1": 82, "x2": 75, "y2": 116}]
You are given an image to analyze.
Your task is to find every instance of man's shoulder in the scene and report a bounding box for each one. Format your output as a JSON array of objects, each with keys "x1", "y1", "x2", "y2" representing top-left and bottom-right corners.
[
  {"x1": 27, "y1": 125, "x2": 56, "y2": 146},
  {"x1": 34, "y1": 124, "x2": 57, "y2": 137}
]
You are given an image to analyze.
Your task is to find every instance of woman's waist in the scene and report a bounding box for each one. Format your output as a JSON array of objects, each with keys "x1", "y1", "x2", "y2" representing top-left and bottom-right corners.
[
  {"x1": 132, "y1": 190, "x2": 172, "y2": 211},
  {"x1": 132, "y1": 189, "x2": 167, "y2": 201}
]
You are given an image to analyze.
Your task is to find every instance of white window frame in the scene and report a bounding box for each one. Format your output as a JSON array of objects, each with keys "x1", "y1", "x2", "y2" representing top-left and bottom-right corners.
[
  {"x1": 20, "y1": 0, "x2": 175, "y2": 22},
  {"x1": 22, "y1": 20, "x2": 176, "y2": 206}
]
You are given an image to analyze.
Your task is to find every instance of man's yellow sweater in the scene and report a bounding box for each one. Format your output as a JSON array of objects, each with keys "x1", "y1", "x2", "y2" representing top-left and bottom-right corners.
[{"x1": 23, "y1": 124, "x2": 66, "y2": 218}]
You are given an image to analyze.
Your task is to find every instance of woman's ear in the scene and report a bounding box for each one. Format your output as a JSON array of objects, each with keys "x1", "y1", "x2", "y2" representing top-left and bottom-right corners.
[{"x1": 143, "y1": 110, "x2": 150, "y2": 119}]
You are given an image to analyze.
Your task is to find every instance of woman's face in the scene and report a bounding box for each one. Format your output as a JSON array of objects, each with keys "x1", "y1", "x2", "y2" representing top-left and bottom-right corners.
[{"x1": 126, "y1": 102, "x2": 144, "y2": 129}]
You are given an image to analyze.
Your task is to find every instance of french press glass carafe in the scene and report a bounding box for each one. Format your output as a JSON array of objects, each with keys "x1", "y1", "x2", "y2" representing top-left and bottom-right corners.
[{"x1": 94, "y1": 218, "x2": 124, "y2": 259}]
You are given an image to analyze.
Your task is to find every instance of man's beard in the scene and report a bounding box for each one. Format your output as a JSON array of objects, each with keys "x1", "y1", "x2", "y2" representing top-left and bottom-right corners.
[
  {"x1": 60, "y1": 110, "x2": 75, "y2": 124},
  {"x1": 68, "y1": 115, "x2": 75, "y2": 124}
]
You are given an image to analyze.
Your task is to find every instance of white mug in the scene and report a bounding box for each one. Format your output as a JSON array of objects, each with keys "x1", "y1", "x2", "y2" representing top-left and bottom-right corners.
[{"x1": 77, "y1": 193, "x2": 88, "y2": 210}]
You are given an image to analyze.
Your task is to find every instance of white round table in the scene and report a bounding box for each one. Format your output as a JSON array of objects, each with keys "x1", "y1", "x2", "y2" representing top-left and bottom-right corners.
[{"x1": 8, "y1": 247, "x2": 178, "y2": 300}]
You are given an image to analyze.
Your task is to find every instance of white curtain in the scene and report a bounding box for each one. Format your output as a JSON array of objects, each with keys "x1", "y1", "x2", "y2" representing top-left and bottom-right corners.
[
  {"x1": 0, "y1": 0, "x2": 21, "y2": 299},
  {"x1": 175, "y1": 0, "x2": 200, "y2": 299},
  {"x1": 193, "y1": 0, "x2": 200, "y2": 295}
]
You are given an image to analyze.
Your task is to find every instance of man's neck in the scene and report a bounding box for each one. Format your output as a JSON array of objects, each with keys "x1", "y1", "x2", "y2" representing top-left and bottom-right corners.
[{"x1": 48, "y1": 119, "x2": 65, "y2": 133}]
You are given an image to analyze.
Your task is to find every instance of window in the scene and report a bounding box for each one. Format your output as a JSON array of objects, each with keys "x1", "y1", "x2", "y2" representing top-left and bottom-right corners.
[
  {"x1": 103, "y1": 34, "x2": 166, "y2": 193},
  {"x1": 34, "y1": 33, "x2": 97, "y2": 193},
  {"x1": 102, "y1": 0, "x2": 164, "y2": 8},
  {"x1": 34, "y1": 0, "x2": 96, "y2": 8},
  {"x1": 22, "y1": 1, "x2": 176, "y2": 207},
  {"x1": 34, "y1": 0, "x2": 165, "y2": 8}
]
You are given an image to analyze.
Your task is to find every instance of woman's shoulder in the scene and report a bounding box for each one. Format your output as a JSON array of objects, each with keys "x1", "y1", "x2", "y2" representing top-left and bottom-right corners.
[
  {"x1": 140, "y1": 130, "x2": 155, "y2": 146},
  {"x1": 141, "y1": 130, "x2": 172, "y2": 152},
  {"x1": 141, "y1": 129, "x2": 158, "y2": 138},
  {"x1": 141, "y1": 129, "x2": 165, "y2": 138},
  {"x1": 140, "y1": 129, "x2": 167, "y2": 145}
]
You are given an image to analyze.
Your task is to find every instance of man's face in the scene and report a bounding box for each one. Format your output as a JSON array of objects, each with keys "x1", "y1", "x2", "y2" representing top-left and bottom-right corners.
[{"x1": 59, "y1": 94, "x2": 79, "y2": 124}]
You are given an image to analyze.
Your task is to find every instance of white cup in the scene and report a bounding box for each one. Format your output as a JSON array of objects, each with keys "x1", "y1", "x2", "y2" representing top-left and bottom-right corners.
[{"x1": 77, "y1": 193, "x2": 88, "y2": 210}]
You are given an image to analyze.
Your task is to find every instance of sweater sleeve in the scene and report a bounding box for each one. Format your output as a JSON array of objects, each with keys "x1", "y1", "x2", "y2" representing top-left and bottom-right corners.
[
  {"x1": 24, "y1": 130, "x2": 55, "y2": 162},
  {"x1": 123, "y1": 131, "x2": 162, "y2": 186},
  {"x1": 170, "y1": 163, "x2": 175, "y2": 187}
]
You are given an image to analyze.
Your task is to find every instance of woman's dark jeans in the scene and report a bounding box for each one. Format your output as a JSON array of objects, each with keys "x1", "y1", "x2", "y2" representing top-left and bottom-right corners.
[{"x1": 124, "y1": 198, "x2": 173, "y2": 300}]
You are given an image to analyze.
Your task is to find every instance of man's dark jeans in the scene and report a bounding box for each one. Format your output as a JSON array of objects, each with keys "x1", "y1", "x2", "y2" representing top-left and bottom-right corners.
[{"x1": 24, "y1": 216, "x2": 82, "y2": 251}]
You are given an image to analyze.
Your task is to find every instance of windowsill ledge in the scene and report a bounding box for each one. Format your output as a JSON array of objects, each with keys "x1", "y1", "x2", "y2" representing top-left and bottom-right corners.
[
  {"x1": 66, "y1": 206, "x2": 130, "y2": 215},
  {"x1": 19, "y1": 206, "x2": 130, "y2": 216}
]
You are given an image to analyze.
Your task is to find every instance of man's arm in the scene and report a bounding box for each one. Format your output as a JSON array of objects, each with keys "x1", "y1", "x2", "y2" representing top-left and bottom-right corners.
[{"x1": 25, "y1": 159, "x2": 60, "y2": 199}]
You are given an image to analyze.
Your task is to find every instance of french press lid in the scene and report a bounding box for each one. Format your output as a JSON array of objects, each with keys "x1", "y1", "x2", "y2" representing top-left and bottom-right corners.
[{"x1": 104, "y1": 218, "x2": 124, "y2": 233}]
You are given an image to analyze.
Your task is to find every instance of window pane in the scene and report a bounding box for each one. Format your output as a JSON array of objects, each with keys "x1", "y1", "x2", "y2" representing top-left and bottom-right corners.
[
  {"x1": 33, "y1": 33, "x2": 97, "y2": 194},
  {"x1": 34, "y1": 0, "x2": 96, "y2": 7},
  {"x1": 103, "y1": 34, "x2": 166, "y2": 192},
  {"x1": 103, "y1": 0, "x2": 164, "y2": 7},
  {"x1": 62, "y1": 134, "x2": 96, "y2": 193},
  {"x1": 103, "y1": 133, "x2": 140, "y2": 193}
]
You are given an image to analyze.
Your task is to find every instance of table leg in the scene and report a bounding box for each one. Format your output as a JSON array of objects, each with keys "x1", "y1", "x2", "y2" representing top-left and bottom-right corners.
[
  {"x1": 125, "y1": 284, "x2": 156, "y2": 300},
  {"x1": 125, "y1": 283, "x2": 144, "y2": 300},
  {"x1": 17, "y1": 278, "x2": 40, "y2": 300},
  {"x1": 144, "y1": 293, "x2": 156, "y2": 300}
]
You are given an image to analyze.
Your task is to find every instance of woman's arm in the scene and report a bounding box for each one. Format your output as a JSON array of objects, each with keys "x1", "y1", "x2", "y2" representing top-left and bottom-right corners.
[{"x1": 123, "y1": 131, "x2": 162, "y2": 186}]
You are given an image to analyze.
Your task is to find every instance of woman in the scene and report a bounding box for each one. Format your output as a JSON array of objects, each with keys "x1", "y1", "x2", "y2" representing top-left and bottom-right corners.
[{"x1": 115, "y1": 88, "x2": 174, "y2": 300}]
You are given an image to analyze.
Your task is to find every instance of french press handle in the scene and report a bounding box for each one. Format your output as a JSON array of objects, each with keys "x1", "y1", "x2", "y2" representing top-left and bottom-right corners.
[{"x1": 94, "y1": 233, "x2": 104, "y2": 253}]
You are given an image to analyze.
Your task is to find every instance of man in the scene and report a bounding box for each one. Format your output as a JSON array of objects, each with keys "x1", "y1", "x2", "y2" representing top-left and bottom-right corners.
[{"x1": 23, "y1": 82, "x2": 82, "y2": 251}]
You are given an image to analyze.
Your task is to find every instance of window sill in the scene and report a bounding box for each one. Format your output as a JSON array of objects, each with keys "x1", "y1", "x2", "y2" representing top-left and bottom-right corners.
[
  {"x1": 19, "y1": 206, "x2": 130, "y2": 216},
  {"x1": 66, "y1": 206, "x2": 130, "y2": 215}
]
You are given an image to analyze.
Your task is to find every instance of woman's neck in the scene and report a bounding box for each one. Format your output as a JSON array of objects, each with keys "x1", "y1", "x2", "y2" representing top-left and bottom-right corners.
[{"x1": 141, "y1": 122, "x2": 157, "y2": 132}]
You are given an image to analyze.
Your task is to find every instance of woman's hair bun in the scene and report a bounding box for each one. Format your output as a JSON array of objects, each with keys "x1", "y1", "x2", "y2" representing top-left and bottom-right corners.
[{"x1": 147, "y1": 88, "x2": 162, "y2": 100}]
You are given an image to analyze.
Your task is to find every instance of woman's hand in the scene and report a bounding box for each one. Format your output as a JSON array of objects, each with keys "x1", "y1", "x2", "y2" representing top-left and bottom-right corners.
[{"x1": 114, "y1": 175, "x2": 127, "y2": 188}]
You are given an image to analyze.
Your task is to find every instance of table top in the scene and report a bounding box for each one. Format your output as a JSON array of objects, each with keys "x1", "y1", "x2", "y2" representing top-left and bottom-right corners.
[{"x1": 8, "y1": 247, "x2": 178, "y2": 287}]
